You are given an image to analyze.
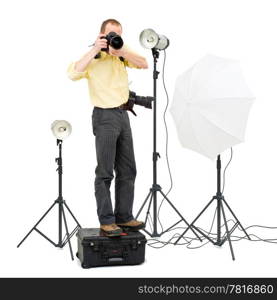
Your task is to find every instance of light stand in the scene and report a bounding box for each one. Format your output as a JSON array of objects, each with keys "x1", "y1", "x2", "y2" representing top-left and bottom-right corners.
[
  {"x1": 175, "y1": 155, "x2": 251, "y2": 260},
  {"x1": 17, "y1": 139, "x2": 81, "y2": 260},
  {"x1": 136, "y1": 49, "x2": 201, "y2": 240}
]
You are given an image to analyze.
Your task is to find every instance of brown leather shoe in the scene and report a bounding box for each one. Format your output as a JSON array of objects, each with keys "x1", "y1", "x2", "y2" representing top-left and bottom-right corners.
[
  {"x1": 117, "y1": 220, "x2": 145, "y2": 231},
  {"x1": 100, "y1": 223, "x2": 123, "y2": 237}
]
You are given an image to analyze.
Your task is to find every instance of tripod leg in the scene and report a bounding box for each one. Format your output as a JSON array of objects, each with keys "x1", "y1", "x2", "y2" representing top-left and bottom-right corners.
[
  {"x1": 17, "y1": 202, "x2": 56, "y2": 248},
  {"x1": 64, "y1": 202, "x2": 82, "y2": 228},
  {"x1": 61, "y1": 206, "x2": 74, "y2": 261},
  {"x1": 35, "y1": 228, "x2": 57, "y2": 246},
  {"x1": 62, "y1": 226, "x2": 79, "y2": 247},
  {"x1": 158, "y1": 190, "x2": 202, "y2": 241},
  {"x1": 135, "y1": 190, "x2": 152, "y2": 219},
  {"x1": 220, "y1": 203, "x2": 235, "y2": 261},
  {"x1": 174, "y1": 198, "x2": 214, "y2": 245},
  {"x1": 222, "y1": 198, "x2": 251, "y2": 240},
  {"x1": 162, "y1": 219, "x2": 183, "y2": 235},
  {"x1": 144, "y1": 192, "x2": 154, "y2": 227},
  {"x1": 216, "y1": 198, "x2": 221, "y2": 244},
  {"x1": 174, "y1": 197, "x2": 215, "y2": 244},
  {"x1": 58, "y1": 201, "x2": 63, "y2": 247}
]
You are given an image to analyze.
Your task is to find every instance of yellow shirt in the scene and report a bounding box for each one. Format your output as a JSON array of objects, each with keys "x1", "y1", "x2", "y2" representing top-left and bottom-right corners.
[{"x1": 67, "y1": 50, "x2": 140, "y2": 108}]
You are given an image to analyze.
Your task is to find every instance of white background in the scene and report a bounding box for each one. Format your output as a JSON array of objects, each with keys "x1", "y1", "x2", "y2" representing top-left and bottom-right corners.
[{"x1": 1, "y1": 0, "x2": 277, "y2": 277}]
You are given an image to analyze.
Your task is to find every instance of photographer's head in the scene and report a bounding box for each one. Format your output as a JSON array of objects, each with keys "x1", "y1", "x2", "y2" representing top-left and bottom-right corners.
[{"x1": 100, "y1": 19, "x2": 122, "y2": 36}]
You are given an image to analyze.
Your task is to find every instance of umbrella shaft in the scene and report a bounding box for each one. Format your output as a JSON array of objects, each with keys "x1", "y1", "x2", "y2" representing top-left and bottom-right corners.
[
  {"x1": 216, "y1": 154, "x2": 222, "y2": 241},
  {"x1": 216, "y1": 155, "x2": 221, "y2": 195}
]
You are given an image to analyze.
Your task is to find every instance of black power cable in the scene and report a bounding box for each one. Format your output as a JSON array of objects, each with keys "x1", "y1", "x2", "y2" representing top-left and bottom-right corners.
[
  {"x1": 155, "y1": 49, "x2": 174, "y2": 233},
  {"x1": 147, "y1": 220, "x2": 277, "y2": 249},
  {"x1": 222, "y1": 147, "x2": 233, "y2": 194}
]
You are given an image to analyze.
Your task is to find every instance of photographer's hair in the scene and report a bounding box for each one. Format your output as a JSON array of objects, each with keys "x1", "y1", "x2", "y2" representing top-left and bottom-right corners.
[{"x1": 100, "y1": 19, "x2": 122, "y2": 33}]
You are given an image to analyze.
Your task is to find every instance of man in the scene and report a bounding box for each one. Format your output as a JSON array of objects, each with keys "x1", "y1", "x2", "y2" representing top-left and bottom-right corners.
[{"x1": 68, "y1": 19, "x2": 148, "y2": 237}]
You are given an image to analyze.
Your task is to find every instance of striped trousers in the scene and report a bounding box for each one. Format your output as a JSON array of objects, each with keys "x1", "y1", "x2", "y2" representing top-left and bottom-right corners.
[{"x1": 92, "y1": 107, "x2": 137, "y2": 225}]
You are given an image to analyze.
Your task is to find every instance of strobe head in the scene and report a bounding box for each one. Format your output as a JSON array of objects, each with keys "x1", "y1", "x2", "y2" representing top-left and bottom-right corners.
[
  {"x1": 51, "y1": 120, "x2": 72, "y2": 141},
  {"x1": 101, "y1": 31, "x2": 124, "y2": 51},
  {"x1": 139, "y1": 28, "x2": 169, "y2": 50}
]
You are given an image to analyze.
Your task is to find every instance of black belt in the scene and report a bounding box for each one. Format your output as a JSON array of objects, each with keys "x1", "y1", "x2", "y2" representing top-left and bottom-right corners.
[
  {"x1": 94, "y1": 103, "x2": 136, "y2": 116},
  {"x1": 118, "y1": 104, "x2": 126, "y2": 109},
  {"x1": 94, "y1": 104, "x2": 126, "y2": 110}
]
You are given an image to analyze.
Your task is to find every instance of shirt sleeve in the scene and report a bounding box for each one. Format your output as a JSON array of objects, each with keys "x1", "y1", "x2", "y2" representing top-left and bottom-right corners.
[
  {"x1": 123, "y1": 45, "x2": 144, "y2": 69},
  {"x1": 67, "y1": 62, "x2": 89, "y2": 81},
  {"x1": 124, "y1": 59, "x2": 141, "y2": 69}
]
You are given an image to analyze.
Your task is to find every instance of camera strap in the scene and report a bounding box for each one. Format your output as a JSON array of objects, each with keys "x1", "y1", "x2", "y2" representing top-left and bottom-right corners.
[{"x1": 94, "y1": 52, "x2": 125, "y2": 64}]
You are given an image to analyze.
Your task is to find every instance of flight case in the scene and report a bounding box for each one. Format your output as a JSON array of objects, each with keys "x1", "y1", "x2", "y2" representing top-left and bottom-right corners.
[{"x1": 76, "y1": 228, "x2": 147, "y2": 268}]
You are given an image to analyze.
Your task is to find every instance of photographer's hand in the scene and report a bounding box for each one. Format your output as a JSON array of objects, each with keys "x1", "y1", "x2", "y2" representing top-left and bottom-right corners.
[
  {"x1": 109, "y1": 45, "x2": 148, "y2": 69},
  {"x1": 108, "y1": 45, "x2": 126, "y2": 57},
  {"x1": 94, "y1": 34, "x2": 108, "y2": 52},
  {"x1": 74, "y1": 34, "x2": 107, "y2": 72}
]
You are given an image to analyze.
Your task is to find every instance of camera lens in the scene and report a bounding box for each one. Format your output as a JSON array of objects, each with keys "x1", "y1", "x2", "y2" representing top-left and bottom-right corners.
[
  {"x1": 106, "y1": 32, "x2": 124, "y2": 50},
  {"x1": 110, "y1": 36, "x2": 124, "y2": 49}
]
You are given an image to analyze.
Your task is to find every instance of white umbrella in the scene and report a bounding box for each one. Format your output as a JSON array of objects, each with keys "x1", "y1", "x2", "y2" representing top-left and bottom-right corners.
[{"x1": 170, "y1": 54, "x2": 254, "y2": 160}]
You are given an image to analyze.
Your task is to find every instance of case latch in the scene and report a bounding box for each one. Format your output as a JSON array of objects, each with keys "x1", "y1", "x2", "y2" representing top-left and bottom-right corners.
[{"x1": 131, "y1": 240, "x2": 139, "y2": 250}]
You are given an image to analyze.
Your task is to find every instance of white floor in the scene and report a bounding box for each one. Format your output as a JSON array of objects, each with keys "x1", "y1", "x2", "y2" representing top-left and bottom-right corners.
[{"x1": 4, "y1": 229, "x2": 277, "y2": 277}]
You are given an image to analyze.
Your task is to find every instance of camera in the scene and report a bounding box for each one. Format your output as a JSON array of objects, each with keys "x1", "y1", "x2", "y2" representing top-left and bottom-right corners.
[
  {"x1": 128, "y1": 91, "x2": 153, "y2": 109},
  {"x1": 101, "y1": 32, "x2": 124, "y2": 52},
  {"x1": 122, "y1": 91, "x2": 154, "y2": 116}
]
